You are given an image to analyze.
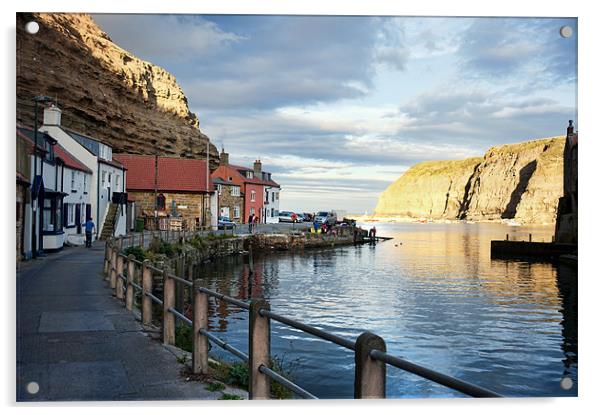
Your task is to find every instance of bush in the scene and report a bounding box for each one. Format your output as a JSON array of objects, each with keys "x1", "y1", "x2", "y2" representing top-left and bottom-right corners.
[
  {"x1": 175, "y1": 323, "x2": 193, "y2": 353},
  {"x1": 227, "y1": 362, "x2": 249, "y2": 388},
  {"x1": 123, "y1": 245, "x2": 146, "y2": 262}
]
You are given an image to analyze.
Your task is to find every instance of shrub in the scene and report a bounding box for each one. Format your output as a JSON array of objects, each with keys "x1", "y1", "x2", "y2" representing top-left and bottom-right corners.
[
  {"x1": 123, "y1": 245, "x2": 146, "y2": 262},
  {"x1": 175, "y1": 323, "x2": 193, "y2": 353}
]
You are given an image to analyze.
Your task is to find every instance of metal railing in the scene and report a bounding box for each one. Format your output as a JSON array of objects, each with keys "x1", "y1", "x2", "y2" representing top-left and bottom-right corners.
[{"x1": 103, "y1": 232, "x2": 502, "y2": 400}]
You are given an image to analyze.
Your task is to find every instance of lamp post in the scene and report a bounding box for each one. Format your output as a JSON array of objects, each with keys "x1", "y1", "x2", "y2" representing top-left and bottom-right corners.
[{"x1": 31, "y1": 95, "x2": 53, "y2": 258}]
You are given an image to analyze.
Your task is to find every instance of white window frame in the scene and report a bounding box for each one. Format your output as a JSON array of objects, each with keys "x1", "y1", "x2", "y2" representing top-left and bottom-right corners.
[
  {"x1": 231, "y1": 186, "x2": 240, "y2": 197},
  {"x1": 233, "y1": 205, "x2": 240, "y2": 219},
  {"x1": 67, "y1": 203, "x2": 75, "y2": 226},
  {"x1": 71, "y1": 170, "x2": 76, "y2": 191},
  {"x1": 251, "y1": 190, "x2": 256, "y2": 202}
]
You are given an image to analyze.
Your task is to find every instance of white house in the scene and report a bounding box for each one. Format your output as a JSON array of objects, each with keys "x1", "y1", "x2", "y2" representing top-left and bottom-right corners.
[
  {"x1": 17, "y1": 125, "x2": 92, "y2": 255},
  {"x1": 263, "y1": 185, "x2": 280, "y2": 224},
  {"x1": 40, "y1": 105, "x2": 127, "y2": 239}
]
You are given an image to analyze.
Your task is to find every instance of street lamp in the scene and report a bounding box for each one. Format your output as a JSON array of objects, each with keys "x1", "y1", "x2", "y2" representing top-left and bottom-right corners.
[{"x1": 31, "y1": 95, "x2": 53, "y2": 258}]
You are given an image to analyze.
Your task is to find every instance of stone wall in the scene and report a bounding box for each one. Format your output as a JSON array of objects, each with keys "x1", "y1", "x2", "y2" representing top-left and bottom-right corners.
[
  {"x1": 131, "y1": 191, "x2": 211, "y2": 228},
  {"x1": 217, "y1": 185, "x2": 244, "y2": 224}
]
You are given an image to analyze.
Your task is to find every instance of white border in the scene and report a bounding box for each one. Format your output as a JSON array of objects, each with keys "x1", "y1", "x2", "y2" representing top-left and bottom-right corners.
[{"x1": 2, "y1": 1, "x2": 600, "y2": 414}]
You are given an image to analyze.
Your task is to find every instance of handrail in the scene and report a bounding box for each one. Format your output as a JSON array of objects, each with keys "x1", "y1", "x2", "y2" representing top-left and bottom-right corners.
[
  {"x1": 368, "y1": 350, "x2": 501, "y2": 398},
  {"x1": 259, "y1": 364, "x2": 318, "y2": 400},
  {"x1": 259, "y1": 308, "x2": 356, "y2": 351},
  {"x1": 198, "y1": 287, "x2": 250, "y2": 310},
  {"x1": 105, "y1": 231, "x2": 503, "y2": 400}
]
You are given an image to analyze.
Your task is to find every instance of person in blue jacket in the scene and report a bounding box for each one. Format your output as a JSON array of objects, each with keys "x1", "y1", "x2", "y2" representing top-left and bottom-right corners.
[{"x1": 85, "y1": 217, "x2": 95, "y2": 248}]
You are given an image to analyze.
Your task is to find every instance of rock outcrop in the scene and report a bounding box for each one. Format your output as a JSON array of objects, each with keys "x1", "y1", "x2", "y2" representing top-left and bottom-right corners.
[
  {"x1": 375, "y1": 137, "x2": 564, "y2": 224},
  {"x1": 16, "y1": 13, "x2": 218, "y2": 165}
]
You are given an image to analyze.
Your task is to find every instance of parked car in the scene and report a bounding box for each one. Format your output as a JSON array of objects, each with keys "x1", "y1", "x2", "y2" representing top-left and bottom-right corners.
[
  {"x1": 314, "y1": 211, "x2": 336, "y2": 226},
  {"x1": 295, "y1": 213, "x2": 306, "y2": 223},
  {"x1": 218, "y1": 216, "x2": 236, "y2": 230},
  {"x1": 278, "y1": 211, "x2": 295, "y2": 223}
]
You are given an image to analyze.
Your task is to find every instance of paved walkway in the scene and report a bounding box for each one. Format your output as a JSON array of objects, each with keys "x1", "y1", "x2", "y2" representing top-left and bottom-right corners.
[{"x1": 16, "y1": 241, "x2": 222, "y2": 401}]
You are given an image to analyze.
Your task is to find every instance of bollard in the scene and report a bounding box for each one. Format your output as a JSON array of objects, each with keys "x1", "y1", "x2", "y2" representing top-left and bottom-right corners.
[
  {"x1": 109, "y1": 248, "x2": 117, "y2": 285},
  {"x1": 141, "y1": 260, "x2": 152, "y2": 326},
  {"x1": 116, "y1": 255, "x2": 125, "y2": 300},
  {"x1": 354, "y1": 332, "x2": 386, "y2": 399},
  {"x1": 126, "y1": 254, "x2": 135, "y2": 311},
  {"x1": 506, "y1": 234, "x2": 509, "y2": 241},
  {"x1": 162, "y1": 269, "x2": 175, "y2": 345},
  {"x1": 529, "y1": 233, "x2": 532, "y2": 242},
  {"x1": 192, "y1": 279, "x2": 209, "y2": 374},
  {"x1": 249, "y1": 299, "x2": 271, "y2": 399}
]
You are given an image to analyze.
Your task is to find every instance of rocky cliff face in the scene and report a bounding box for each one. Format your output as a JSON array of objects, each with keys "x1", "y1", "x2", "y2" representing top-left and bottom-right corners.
[
  {"x1": 16, "y1": 13, "x2": 218, "y2": 165},
  {"x1": 375, "y1": 137, "x2": 564, "y2": 224}
]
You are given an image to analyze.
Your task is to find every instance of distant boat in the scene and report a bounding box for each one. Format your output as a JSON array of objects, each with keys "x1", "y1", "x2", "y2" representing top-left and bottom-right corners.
[{"x1": 507, "y1": 220, "x2": 522, "y2": 227}]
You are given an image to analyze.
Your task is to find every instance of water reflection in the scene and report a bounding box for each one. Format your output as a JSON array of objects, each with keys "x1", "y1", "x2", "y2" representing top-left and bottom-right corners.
[{"x1": 195, "y1": 223, "x2": 577, "y2": 398}]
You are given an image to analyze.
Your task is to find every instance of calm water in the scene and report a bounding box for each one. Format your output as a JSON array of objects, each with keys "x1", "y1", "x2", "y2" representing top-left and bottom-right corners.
[{"x1": 195, "y1": 222, "x2": 577, "y2": 398}]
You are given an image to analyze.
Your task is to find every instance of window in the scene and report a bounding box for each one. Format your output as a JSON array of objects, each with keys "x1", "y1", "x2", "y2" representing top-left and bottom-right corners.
[
  {"x1": 231, "y1": 186, "x2": 240, "y2": 197},
  {"x1": 246, "y1": 171, "x2": 253, "y2": 179},
  {"x1": 250, "y1": 207, "x2": 255, "y2": 215},
  {"x1": 233, "y1": 205, "x2": 240, "y2": 219},
  {"x1": 251, "y1": 190, "x2": 256, "y2": 202},
  {"x1": 83, "y1": 174, "x2": 87, "y2": 193},
  {"x1": 71, "y1": 171, "x2": 76, "y2": 191},
  {"x1": 42, "y1": 197, "x2": 62, "y2": 232},
  {"x1": 271, "y1": 208, "x2": 275, "y2": 217},
  {"x1": 108, "y1": 173, "x2": 112, "y2": 184},
  {"x1": 115, "y1": 174, "x2": 120, "y2": 190},
  {"x1": 217, "y1": 184, "x2": 222, "y2": 195},
  {"x1": 272, "y1": 192, "x2": 275, "y2": 202},
  {"x1": 66, "y1": 203, "x2": 75, "y2": 225},
  {"x1": 156, "y1": 194, "x2": 166, "y2": 211},
  {"x1": 275, "y1": 192, "x2": 279, "y2": 201},
  {"x1": 101, "y1": 171, "x2": 106, "y2": 187},
  {"x1": 265, "y1": 190, "x2": 269, "y2": 203}
]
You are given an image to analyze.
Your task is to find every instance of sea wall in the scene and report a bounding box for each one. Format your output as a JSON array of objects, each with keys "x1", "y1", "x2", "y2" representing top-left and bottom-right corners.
[{"x1": 375, "y1": 137, "x2": 564, "y2": 224}]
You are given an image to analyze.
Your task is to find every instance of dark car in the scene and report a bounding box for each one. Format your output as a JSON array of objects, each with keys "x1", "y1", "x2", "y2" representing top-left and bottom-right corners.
[{"x1": 218, "y1": 216, "x2": 236, "y2": 230}]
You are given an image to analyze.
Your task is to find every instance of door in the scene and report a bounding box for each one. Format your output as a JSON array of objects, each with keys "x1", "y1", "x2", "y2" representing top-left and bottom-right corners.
[
  {"x1": 85, "y1": 204, "x2": 92, "y2": 221},
  {"x1": 75, "y1": 203, "x2": 82, "y2": 233}
]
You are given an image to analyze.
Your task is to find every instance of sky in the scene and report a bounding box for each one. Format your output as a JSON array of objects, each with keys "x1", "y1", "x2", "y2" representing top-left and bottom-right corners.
[{"x1": 92, "y1": 14, "x2": 577, "y2": 213}]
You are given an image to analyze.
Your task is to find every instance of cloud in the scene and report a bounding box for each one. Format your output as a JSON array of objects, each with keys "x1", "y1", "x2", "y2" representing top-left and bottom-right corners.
[
  {"x1": 457, "y1": 18, "x2": 577, "y2": 88},
  {"x1": 93, "y1": 14, "x2": 243, "y2": 61}
]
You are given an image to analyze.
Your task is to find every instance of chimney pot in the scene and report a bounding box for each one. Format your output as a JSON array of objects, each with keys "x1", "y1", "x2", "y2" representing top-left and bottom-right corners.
[
  {"x1": 219, "y1": 147, "x2": 229, "y2": 166},
  {"x1": 253, "y1": 159, "x2": 262, "y2": 177},
  {"x1": 43, "y1": 104, "x2": 62, "y2": 126}
]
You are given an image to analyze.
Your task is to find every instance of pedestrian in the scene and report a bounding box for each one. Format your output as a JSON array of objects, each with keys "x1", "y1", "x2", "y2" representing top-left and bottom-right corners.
[
  {"x1": 321, "y1": 222, "x2": 328, "y2": 234},
  {"x1": 85, "y1": 217, "x2": 95, "y2": 248},
  {"x1": 254, "y1": 215, "x2": 259, "y2": 233},
  {"x1": 248, "y1": 213, "x2": 254, "y2": 233}
]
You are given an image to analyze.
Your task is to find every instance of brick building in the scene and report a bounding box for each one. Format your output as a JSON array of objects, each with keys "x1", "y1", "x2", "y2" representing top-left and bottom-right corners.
[
  {"x1": 113, "y1": 154, "x2": 217, "y2": 230},
  {"x1": 211, "y1": 148, "x2": 280, "y2": 224}
]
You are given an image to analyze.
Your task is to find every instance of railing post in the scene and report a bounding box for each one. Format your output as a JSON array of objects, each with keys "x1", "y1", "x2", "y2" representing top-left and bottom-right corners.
[
  {"x1": 126, "y1": 254, "x2": 135, "y2": 311},
  {"x1": 249, "y1": 299, "x2": 271, "y2": 399},
  {"x1": 141, "y1": 259, "x2": 153, "y2": 326},
  {"x1": 354, "y1": 332, "x2": 386, "y2": 399},
  {"x1": 192, "y1": 279, "x2": 209, "y2": 374},
  {"x1": 116, "y1": 255, "x2": 124, "y2": 300},
  {"x1": 108, "y1": 245, "x2": 116, "y2": 284},
  {"x1": 103, "y1": 241, "x2": 110, "y2": 275},
  {"x1": 162, "y1": 269, "x2": 175, "y2": 345}
]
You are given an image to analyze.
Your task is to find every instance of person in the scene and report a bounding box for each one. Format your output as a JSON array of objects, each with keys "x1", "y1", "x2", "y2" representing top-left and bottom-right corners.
[
  {"x1": 248, "y1": 213, "x2": 254, "y2": 233},
  {"x1": 321, "y1": 222, "x2": 328, "y2": 234},
  {"x1": 85, "y1": 217, "x2": 95, "y2": 248},
  {"x1": 253, "y1": 215, "x2": 259, "y2": 233}
]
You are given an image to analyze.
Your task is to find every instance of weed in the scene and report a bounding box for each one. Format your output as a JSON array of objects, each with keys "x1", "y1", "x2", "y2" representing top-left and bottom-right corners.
[
  {"x1": 218, "y1": 393, "x2": 243, "y2": 400},
  {"x1": 123, "y1": 245, "x2": 146, "y2": 262},
  {"x1": 175, "y1": 323, "x2": 193, "y2": 353},
  {"x1": 206, "y1": 382, "x2": 226, "y2": 392}
]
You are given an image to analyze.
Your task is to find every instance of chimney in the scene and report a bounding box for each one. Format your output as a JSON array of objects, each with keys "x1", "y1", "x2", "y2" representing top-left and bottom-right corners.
[
  {"x1": 219, "y1": 147, "x2": 229, "y2": 166},
  {"x1": 254, "y1": 159, "x2": 262, "y2": 177},
  {"x1": 43, "y1": 104, "x2": 62, "y2": 126},
  {"x1": 567, "y1": 120, "x2": 574, "y2": 136}
]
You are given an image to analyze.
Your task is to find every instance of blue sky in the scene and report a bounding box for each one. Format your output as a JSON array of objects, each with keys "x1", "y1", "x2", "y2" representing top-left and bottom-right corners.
[{"x1": 93, "y1": 14, "x2": 577, "y2": 213}]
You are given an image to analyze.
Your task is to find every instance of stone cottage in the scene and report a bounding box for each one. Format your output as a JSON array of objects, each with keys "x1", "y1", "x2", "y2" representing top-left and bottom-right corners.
[{"x1": 113, "y1": 154, "x2": 217, "y2": 230}]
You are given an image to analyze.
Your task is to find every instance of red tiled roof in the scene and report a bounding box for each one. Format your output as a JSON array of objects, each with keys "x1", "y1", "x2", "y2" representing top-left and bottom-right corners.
[
  {"x1": 55, "y1": 144, "x2": 93, "y2": 173},
  {"x1": 221, "y1": 164, "x2": 280, "y2": 187},
  {"x1": 114, "y1": 154, "x2": 213, "y2": 193}
]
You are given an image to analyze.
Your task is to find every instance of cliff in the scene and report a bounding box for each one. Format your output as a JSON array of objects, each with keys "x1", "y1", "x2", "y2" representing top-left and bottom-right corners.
[
  {"x1": 16, "y1": 13, "x2": 218, "y2": 165},
  {"x1": 375, "y1": 137, "x2": 564, "y2": 224}
]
